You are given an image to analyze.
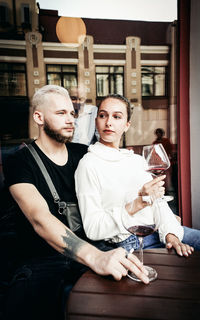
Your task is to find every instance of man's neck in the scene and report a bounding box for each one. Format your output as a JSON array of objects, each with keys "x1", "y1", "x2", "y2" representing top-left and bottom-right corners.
[{"x1": 35, "y1": 135, "x2": 68, "y2": 166}]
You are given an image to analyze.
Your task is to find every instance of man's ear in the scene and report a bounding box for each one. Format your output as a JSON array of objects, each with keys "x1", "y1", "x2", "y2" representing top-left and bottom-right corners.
[
  {"x1": 33, "y1": 110, "x2": 44, "y2": 125},
  {"x1": 124, "y1": 121, "x2": 131, "y2": 133}
]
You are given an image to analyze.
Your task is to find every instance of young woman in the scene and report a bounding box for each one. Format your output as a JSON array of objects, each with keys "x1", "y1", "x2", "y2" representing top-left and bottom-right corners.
[{"x1": 75, "y1": 94, "x2": 199, "y2": 256}]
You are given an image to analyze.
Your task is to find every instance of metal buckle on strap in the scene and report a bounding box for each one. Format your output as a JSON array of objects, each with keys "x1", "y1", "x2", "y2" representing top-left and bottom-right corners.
[{"x1": 58, "y1": 201, "x2": 67, "y2": 215}]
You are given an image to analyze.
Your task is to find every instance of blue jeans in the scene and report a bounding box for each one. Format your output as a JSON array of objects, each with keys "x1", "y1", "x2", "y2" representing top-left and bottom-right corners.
[
  {"x1": 182, "y1": 226, "x2": 200, "y2": 250},
  {"x1": 116, "y1": 226, "x2": 200, "y2": 252},
  {"x1": 115, "y1": 232, "x2": 165, "y2": 252}
]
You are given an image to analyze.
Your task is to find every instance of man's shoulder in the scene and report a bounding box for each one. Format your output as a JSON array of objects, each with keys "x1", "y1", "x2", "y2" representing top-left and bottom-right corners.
[
  {"x1": 4, "y1": 143, "x2": 31, "y2": 166},
  {"x1": 67, "y1": 142, "x2": 88, "y2": 159},
  {"x1": 3, "y1": 143, "x2": 36, "y2": 187}
]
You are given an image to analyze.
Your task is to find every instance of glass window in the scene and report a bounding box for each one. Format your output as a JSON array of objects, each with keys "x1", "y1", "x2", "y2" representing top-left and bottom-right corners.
[
  {"x1": 96, "y1": 74, "x2": 109, "y2": 97},
  {"x1": 21, "y1": 4, "x2": 30, "y2": 24},
  {"x1": 155, "y1": 74, "x2": 165, "y2": 96},
  {"x1": 0, "y1": 4, "x2": 6, "y2": 22},
  {"x1": 96, "y1": 66, "x2": 109, "y2": 73},
  {"x1": 63, "y1": 74, "x2": 77, "y2": 89},
  {"x1": 47, "y1": 73, "x2": 61, "y2": 86},
  {"x1": 62, "y1": 65, "x2": 77, "y2": 72},
  {"x1": 96, "y1": 66, "x2": 124, "y2": 97},
  {"x1": 110, "y1": 74, "x2": 123, "y2": 95},
  {"x1": 141, "y1": 66, "x2": 167, "y2": 97},
  {"x1": 110, "y1": 66, "x2": 124, "y2": 73},
  {"x1": 0, "y1": 63, "x2": 27, "y2": 96},
  {"x1": 0, "y1": 2, "x2": 9, "y2": 25},
  {"x1": 46, "y1": 64, "x2": 77, "y2": 91},
  {"x1": 47, "y1": 65, "x2": 61, "y2": 72}
]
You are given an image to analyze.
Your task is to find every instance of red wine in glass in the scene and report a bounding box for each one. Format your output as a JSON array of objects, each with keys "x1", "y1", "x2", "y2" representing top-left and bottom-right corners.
[
  {"x1": 146, "y1": 167, "x2": 167, "y2": 177},
  {"x1": 121, "y1": 205, "x2": 158, "y2": 282},
  {"x1": 143, "y1": 144, "x2": 174, "y2": 202},
  {"x1": 127, "y1": 224, "x2": 157, "y2": 281},
  {"x1": 128, "y1": 224, "x2": 156, "y2": 237}
]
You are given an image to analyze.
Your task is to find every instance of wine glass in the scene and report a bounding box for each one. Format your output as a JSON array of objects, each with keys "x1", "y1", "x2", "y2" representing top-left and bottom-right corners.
[
  {"x1": 143, "y1": 143, "x2": 173, "y2": 202},
  {"x1": 121, "y1": 208, "x2": 159, "y2": 282}
]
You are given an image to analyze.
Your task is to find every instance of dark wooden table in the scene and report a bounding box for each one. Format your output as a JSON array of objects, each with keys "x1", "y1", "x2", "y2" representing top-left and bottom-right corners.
[{"x1": 66, "y1": 249, "x2": 200, "y2": 319}]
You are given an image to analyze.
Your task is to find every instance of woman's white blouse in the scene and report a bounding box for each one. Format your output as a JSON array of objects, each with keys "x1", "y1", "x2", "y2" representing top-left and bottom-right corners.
[{"x1": 75, "y1": 142, "x2": 183, "y2": 243}]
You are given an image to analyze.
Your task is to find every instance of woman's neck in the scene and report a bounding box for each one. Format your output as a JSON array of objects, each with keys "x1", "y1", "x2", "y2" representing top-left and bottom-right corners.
[{"x1": 99, "y1": 139, "x2": 120, "y2": 150}]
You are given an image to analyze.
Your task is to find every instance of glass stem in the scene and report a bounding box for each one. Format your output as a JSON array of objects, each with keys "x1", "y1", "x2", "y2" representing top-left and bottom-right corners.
[{"x1": 138, "y1": 237, "x2": 144, "y2": 265}]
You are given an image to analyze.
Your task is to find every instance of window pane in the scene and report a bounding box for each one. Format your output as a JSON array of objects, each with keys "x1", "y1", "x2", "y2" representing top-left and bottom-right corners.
[
  {"x1": 23, "y1": 7, "x2": 30, "y2": 24},
  {"x1": 47, "y1": 73, "x2": 61, "y2": 86},
  {"x1": 96, "y1": 66, "x2": 109, "y2": 73},
  {"x1": 110, "y1": 74, "x2": 123, "y2": 95},
  {"x1": 62, "y1": 65, "x2": 77, "y2": 72},
  {"x1": 46, "y1": 64, "x2": 77, "y2": 89},
  {"x1": 155, "y1": 67, "x2": 165, "y2": 73},
  {"x1": 142, "y1": 67, "x2": 154, "y2": 73},
  {"x1": 110, "y1": 66, "x2": 123, "y2": 73},
  {"x1": 142, "y1": 74, "x2": 153, "y2": 96},
  {"x1": 0, "y1": 5, "x2": 7, "y2": 23},
  {"x1": 63, "y1": 74, "x2": 77, "y2": 90},
  {"x1": 0, "y1": 62, "x2": 9, "y2": 71},
  {"x1": 96, "y1": 74, "x2": 109, "y2": 96},
  {"x1": 142, "y1": 66, "x2": 166, "y2": 97},
  {"x1": 46, "y1": 65, "x2": 61, "y2": 72},
  {"x1": 12, "y1": 64, "x2": 26, "y2": 71},
  {"x1": 0, "y1": 72, "x2": 26, "y2": 96},
  {"x1": 0, "y1": 72, "x2": 9, "y2": 95},
  {"x1": 13, "y1": 73, "x2": 26, "y2": 96},
  {"x1": 155, "y1": 74, "x2": 165, "y2": 96},
  {"x1": 0, "y1": 63, "x2": 26, "y2": 71}
]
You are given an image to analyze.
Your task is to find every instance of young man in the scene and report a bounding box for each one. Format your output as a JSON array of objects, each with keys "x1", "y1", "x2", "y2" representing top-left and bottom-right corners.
[{"x1": 2, "y1": 85, "x2": 149, "y2": 320}]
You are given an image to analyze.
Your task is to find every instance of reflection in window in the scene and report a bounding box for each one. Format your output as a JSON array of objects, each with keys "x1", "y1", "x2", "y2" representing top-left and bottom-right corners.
[
  {"x1": 21, "y1": 4, "x2": 30, "y2": 23},
  {"x1": 141, "y1": 66, "x2": 167, "y2": 97},
  {"x1": 96, "y1": 66, "x2": 124, "y2": 97},
  {"x1": 0, "y1": 2, "x2": 9, "y2": 26},
  {"x1": 46, "y1": 64, "x2": 77, "y2": 90},
  {"x1": 0, "y1": 63, "x2": 27, "y2": 96}
]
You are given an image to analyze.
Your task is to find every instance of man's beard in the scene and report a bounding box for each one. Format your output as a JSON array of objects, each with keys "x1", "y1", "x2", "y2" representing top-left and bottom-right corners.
[{"x1": 44, "y1": 121, "x2": 73, "y2": 144}]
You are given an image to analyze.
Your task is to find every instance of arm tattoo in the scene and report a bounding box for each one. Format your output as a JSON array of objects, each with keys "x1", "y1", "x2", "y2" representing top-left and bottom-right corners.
[{"x1": 62, "y1": 229, "x2": 86, "y2": 261}]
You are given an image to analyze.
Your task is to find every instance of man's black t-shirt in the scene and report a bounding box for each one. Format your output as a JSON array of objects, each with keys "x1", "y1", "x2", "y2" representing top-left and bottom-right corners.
[{"x1": 3, "y1": 141, "x2": 88, "y2": 262}]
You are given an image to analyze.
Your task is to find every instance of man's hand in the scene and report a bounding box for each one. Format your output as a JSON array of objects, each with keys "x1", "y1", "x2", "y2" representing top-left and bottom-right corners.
[
  {"x1": 166, "y1": 233, "x2": 194, "y2": 257},
  {"x1": 87, "y1": 247, "x2": 150, "y2": 284}
]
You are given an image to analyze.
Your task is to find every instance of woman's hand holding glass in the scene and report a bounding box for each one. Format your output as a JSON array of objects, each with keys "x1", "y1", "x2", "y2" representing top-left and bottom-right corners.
[
  {"x1": 139, "y1": 175, "x2": 166, "y2": 205},
  {"x1": 143, "y1": 144, "x2": 174, "y2": 202},
  {"x1": 125, "y1": 175, "x2": 166, "y2": 216}
]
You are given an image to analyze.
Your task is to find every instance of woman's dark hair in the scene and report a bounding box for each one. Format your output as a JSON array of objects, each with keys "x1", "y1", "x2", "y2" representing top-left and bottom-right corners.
[{"x1": 98, "y1": 94, "x2": 131, "y2": 121}]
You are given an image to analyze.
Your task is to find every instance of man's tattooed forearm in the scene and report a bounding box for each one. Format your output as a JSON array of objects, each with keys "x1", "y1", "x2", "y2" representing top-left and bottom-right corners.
[{"x1": 62, "y1": 229, "x2": 85, "y2": 260}]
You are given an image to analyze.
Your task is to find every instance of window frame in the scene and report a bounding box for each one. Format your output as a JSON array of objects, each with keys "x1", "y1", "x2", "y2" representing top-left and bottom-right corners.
[
  {"x1": 46, "y1": 64, "x2": 78, "y2": 90},
  {"x1": 96, "y1": 65, "x2": 124, "y2": 98},
  {"x1": 0, "y1": 1, "x2": 9, "y2": 26},
  {"x1": 0, "y1": 62, "x2": 27, "y2": 97},
  {"x1": 21, "y1": 3, "x2": 30, "y2": 23},
  {"x1": 141, "y1": 66, "x2": 168, "y2": 98}
]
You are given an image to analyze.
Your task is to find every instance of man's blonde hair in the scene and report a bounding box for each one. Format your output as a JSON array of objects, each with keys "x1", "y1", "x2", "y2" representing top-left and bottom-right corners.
[{"x1": 32, "y1": 85, "x2": 69, "y2": 112}]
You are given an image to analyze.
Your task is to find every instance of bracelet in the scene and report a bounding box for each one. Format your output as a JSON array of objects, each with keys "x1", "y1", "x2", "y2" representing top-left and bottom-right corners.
[{"x1": 142, "y1": 195, "x2": 152, "y2": 205}]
